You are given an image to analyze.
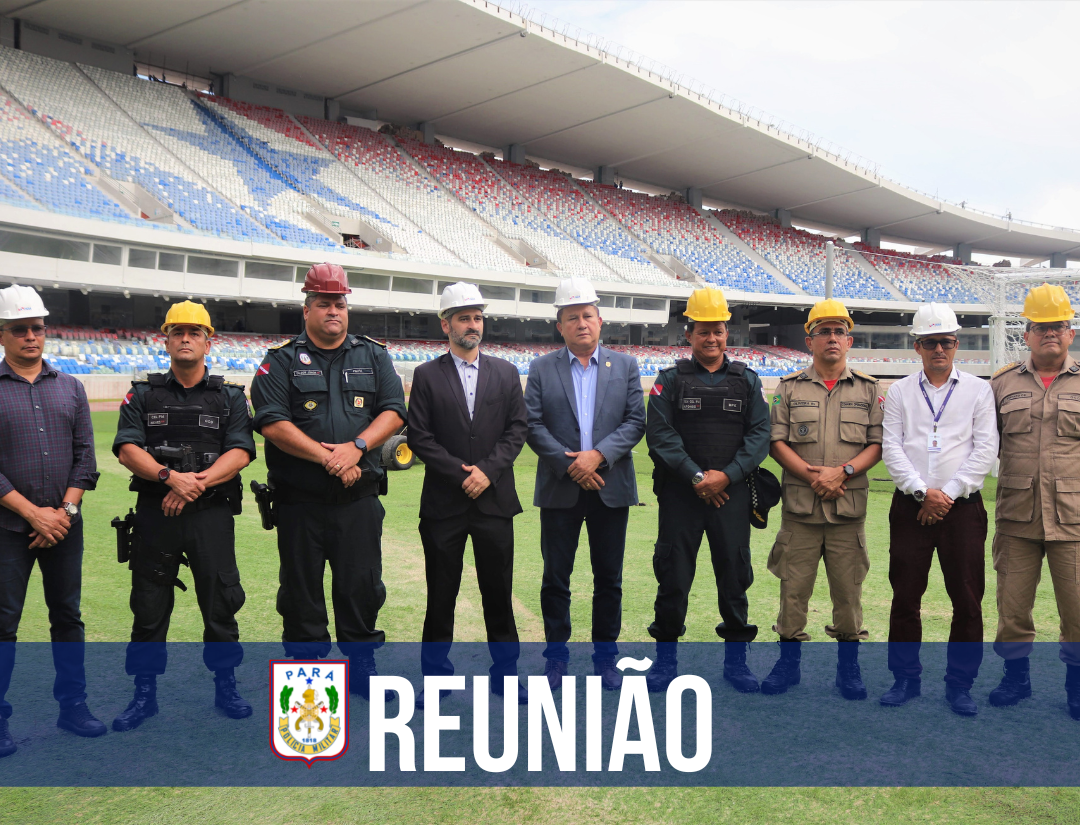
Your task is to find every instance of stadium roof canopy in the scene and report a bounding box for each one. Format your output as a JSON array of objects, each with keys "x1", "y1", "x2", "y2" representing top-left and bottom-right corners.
[{"x1": 7, "y1": 0, "x2": 1079, "y2": 261}]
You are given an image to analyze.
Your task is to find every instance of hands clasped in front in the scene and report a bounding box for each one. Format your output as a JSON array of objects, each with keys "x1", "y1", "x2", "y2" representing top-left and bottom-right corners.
[
  {"x1": 27, "y1": 506, "x2": 70, "y2": 550},
  {"x1": 565, "y1": 449, "x2": 605, "y2": 492},
  {"x1": 320, "y1": 441, "x2": 364, "y2": 488},
  {"x1": 918, "y1": 488, "x2": 953, "y2": 526}
]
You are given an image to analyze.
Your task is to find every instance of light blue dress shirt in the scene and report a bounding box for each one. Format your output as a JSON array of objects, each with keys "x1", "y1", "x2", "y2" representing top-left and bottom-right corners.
[
  {"x1": 567, "y1": 345, "x2": 599, "y2": 451},
  {"x1": 451, "y1": 350, "x2": 480, "y2": 419}
]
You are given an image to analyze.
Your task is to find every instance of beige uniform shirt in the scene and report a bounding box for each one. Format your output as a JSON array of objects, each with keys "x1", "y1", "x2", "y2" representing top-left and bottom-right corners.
[
  {"x1": 992, "y1": 355, "x2": 1080, "y2": 541},
  {"x1": 770, "y1": 365, "x2": 884, "y2": 524}
]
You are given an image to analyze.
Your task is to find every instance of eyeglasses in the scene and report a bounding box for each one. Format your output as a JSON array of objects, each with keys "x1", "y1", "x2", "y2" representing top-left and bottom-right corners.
[
  {"x1": 916, "y1": 338, "x2": 958, "y2": 350},
  {"x1": 1029, "y1": 322, "x2": 1071, "y2": 336},
  {"x1": 1, "y1": 324, "x2": 47, "y2": 338},
  {"x1": 809, "y1": 328, "x2": 850, "y2": 339}
]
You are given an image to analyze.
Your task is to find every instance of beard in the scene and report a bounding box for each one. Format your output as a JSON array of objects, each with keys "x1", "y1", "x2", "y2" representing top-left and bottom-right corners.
[{"x1": 450, "y1": 328, "x2": 481, "y2": 350}]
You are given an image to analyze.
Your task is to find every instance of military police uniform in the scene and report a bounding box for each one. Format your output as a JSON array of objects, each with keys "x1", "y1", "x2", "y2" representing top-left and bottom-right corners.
[
  {"x1": 250, "y1": 329, "x2": 406, "y2": 661},
  {"x1": 767, "y1": 365, "x2": 883, "y2": 642},
  {"x1": 991, "y1": 356, "x2": 1080, "y2": 670},
  {"x1": 112, "y1": 370, "x2": 254, "y2": 680},
  {"x1": 646, "y1": 355, "x2": 771, "y2": 657}
]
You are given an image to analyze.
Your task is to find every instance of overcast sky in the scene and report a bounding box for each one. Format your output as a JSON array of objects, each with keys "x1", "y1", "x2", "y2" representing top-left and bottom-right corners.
[{"x1": 521, "y1": 1, "x2": 1080, "y2": 236}]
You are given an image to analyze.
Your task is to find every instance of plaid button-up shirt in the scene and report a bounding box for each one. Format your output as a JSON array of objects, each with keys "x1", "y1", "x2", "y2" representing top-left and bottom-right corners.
[{"x1": 0, "y1": 358, "x2": 99, "y2": 533}]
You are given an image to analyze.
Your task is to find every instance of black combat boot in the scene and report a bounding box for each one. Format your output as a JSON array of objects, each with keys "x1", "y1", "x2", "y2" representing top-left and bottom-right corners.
[
  {"x1": 0, "y1": 717, "x2": 16, "y2": 758},
  {"x1": 988, "y1": 658, "x2": 1032, "y2": 707},
  {"x1": 57, "y1": 702, "x2": 107, "y2": 737},
  {"x1": 835, "y1": 641, "x2": 867, "y2": 700},
  {"x1": 1066, "y1": 666, "x2": 1080, "y2": 720},
  {"x1": 879, "y1": 677, "x2": 921, "y2": 707},
  {"x1": 646, "y1": 643, "x2": 678, "y2": 693},
  {"x1": 214, "y1": 669, "x2": 253, "y2": 719},
  {"x1": 761, "y1": 641, "x2": 801, "y2": 695},
  {"x1": 113, "y1": 675, "x2": 158, "y2": 732},
  {"x1": 349, "y1": 652, "x2": 396, "y2": 702},
  {"x1": 723, "y1": 642, "x2": 760, "y2": 693}
]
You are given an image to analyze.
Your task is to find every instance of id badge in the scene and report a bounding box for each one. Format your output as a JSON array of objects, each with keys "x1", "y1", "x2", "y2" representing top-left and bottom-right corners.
[{"x1": 927, "y1": 431, "x2": 943, "y2": 453}]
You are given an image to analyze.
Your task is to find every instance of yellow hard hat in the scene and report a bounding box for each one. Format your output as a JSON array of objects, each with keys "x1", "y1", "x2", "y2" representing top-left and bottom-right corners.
[
  {"x1": 684, "y1": 288, "x2": 731, "y2": 322},
  {"x1": 1022, "y1": 283, "x2": 1075, "y2": 324},
  {"x1": 804, "y1": 298, "x2": 854, "y2": 334},
  {"x1": 161, "y1": 300, "x2": 214, "y2": 336}
]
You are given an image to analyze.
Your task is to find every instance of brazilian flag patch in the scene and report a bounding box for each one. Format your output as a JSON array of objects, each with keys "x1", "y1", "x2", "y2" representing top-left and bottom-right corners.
[{"x1": 771, "y1": 394, "x2": 781, "y2": 405}]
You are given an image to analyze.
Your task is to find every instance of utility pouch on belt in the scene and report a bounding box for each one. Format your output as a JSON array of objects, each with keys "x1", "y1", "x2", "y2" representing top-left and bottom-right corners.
[
  {"x1": 111, "y1": 509, "x2": 136, "y2": 564},
  {"x1": 251, "y1": 479, "x2": 276, "y2": 531}
]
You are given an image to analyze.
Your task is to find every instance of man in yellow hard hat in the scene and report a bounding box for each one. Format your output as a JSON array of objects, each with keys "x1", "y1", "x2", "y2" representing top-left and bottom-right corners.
[
  {"x1": 644, "y1": 287, "x2": 770, "y2": 693},
  {"x1": 112, "y1": 300, "x2": 256, "y2": 731},
  {"x1": 762, "y1": 299, "x2": 884, "y2": 701},
  {"x1": 989, "y1": 282, "x2": 1080, "y2": 720}
]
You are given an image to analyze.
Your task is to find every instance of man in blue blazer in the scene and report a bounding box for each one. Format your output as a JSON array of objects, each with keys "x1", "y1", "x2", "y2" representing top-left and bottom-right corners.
[{"x1": 525, "y1": 277, "x2": 646, "y2": 691}]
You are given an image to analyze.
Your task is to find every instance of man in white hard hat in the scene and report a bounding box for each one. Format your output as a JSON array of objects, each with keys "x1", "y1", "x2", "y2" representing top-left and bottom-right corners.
[
  {"x1": 0, "y1": 284, "x2": 106, "y2": 758},
  {"x1": 525, "y1": 277, "x2": 646, "y2": 691},
  {"x1": 881, "y1": 302, "x2": 997, "y2": 716},
  {"x1": 408, "y1": 282, "x2": 529, "y2": 708}
]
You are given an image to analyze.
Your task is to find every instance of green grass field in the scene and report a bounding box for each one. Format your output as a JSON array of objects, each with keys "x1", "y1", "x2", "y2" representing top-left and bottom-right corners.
[{"x1": 4, "y1": 411, "x2": 1079, "y2": 824}]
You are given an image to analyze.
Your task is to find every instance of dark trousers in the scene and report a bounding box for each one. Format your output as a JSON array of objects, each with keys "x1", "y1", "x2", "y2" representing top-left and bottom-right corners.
[
  {"x1": 0, "y1": 520, "x2": 86, "y2": 716},
  {"x1": 125, "y1": 501, "x2": 245, "y2": 676},
  {"x1": 419, "y1": 504, "x2": 519, "y2": 678},
  {"x1": 887, "y1": 490, "x2": 986, "y2": 688},
  {"x1": 276, "y1": 495, "x2": 386, "y2": 659},
  {"x1": 540, "y1": 489, "x2": 629, "y2": 662},
  {"x1": 649, "y1": 480, "x2": 758, "y2": 644}
]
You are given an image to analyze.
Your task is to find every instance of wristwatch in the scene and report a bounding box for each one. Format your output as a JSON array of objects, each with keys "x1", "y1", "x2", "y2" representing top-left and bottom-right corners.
[
  {"x1": 913, "y1": 488, "x2": 927, "y2": 502},
  {"x1": 61, "y1": 501, "x2": 79, "y2": 518},
  {"x1": 157, "y1": 467, "x2": 171, "y2": 483},
  {"x1": 691, "y1": 471, "x2": 706, "y2": 486},
  {"x1": 843, "y1": 464, "x2": 855, "y2": 477},
  {"x1": 353, "y1": 437, "x2": 367, "y2": 455}
]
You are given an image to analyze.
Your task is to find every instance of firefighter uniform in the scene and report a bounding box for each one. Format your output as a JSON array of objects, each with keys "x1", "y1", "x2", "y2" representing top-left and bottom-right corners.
[
  {"x1": 991, "y1": 356, "x2": 1080, "y2": 666},
  {"x1": 250, "y1": 330, "x2": 406, "y2": 660},
  {"x1": 112, "y1": 370, "x2": 255, "y2": 677},
  {"x1": 767, "y1": 365, "x2": 883, "y2": 641},
  {"x1": 646, "y1": 356, "x2": 771, "y2": 644}
]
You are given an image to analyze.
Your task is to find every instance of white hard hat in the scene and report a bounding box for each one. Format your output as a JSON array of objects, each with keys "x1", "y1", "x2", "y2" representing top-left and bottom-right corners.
[
  {"x1": 439, "y1": 282, "x2": 486, "y2": 319},
  {"x1": 0, "y1": 284, "x2": 49, "y2": 321},
  {"x1": 910, "y1": 302, "x2": 961, "y2": 337},
  {"x1": 553, "y1": 277, "x2": 599, "y2": 309}
]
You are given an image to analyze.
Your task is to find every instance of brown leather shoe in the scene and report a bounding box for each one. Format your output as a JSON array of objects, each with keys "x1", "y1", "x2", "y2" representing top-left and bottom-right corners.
[
  {"x1": 594, "y1": 658, "x2": 623, "y2": 691},
  {"x1": 543, "y1": 659, "x2": 568, "y2": 690}
]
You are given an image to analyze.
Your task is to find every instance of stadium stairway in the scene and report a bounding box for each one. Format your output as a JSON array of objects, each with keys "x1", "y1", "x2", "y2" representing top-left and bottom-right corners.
[
  {"x1": 700, "y1": 212, "x2": 805, "y2": 295},
  {"x1": 839, "y1": 242, "x2": 908, "y2": 301}
]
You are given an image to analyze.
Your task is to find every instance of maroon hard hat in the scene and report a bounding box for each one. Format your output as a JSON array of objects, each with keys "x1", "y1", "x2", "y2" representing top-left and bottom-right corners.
[{"x1": 301, "y1": 262, "x2": 352, "y2": 295}]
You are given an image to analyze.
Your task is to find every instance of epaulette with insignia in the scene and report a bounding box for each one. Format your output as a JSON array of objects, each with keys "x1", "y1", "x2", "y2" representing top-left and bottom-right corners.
[
  {"x1": 224, "y1": 380, "x2": 246, "y2": 389},
  {"x1": 362, "y1": 335, "x2": 387, "y2": 348},
  {"x1": 130, "y1": 378, "x2": 149, "y2": 387},
  {"x1": 992, "y1": 361, "x2": 1021, "y2": 379},
  {"x1": 780, "y1": 369, "x2": 804, "y2": 382},
  {"x1": 853, "y1": 370, "x2": 879, "y2": 383},
  {"x1": 268, "y1": 338, "x2": 292, "y2": 350}
]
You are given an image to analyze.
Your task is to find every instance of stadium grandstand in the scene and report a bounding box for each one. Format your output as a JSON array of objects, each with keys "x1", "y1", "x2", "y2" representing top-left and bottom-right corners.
[{"x1": 0, "y1": 0, "x2": 1075, "y2": 390}]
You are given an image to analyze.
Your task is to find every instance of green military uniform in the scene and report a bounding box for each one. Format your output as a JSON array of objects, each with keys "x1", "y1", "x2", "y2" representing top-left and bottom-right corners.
[
  {"x1": 646, "y1": 355, "x2": 771, "y2": 643},
  {"x1": 991, "y1": 356, "x2": 1080, "y2": 665},
  {"x1": 113, "y1": 370, "x2": 255, "y2": 676},
  {"x1": 250, "y1": 330, "x2": 406, "y2": 660},
  {"x1": 767, "y1": 365, "x2": 883, "y2": 641}
]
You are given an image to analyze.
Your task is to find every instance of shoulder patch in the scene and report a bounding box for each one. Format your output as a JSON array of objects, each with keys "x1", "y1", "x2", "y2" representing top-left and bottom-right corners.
[
  {"x1": 362, "y1": 335, "x2": 388, "y2": 348},
  {"x1": 853, "y1": 370, "x2": 879, "y2": 384},
  {"x1": 992, "y1": 361, "x2": 1021, "y2": 379},
  {"x1": 268, "y1": 338, "x2": 292, "y2": 350}
]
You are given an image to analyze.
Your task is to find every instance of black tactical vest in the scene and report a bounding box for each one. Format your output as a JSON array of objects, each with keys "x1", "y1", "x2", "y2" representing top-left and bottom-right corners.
[
  {"x1": 131, "y1": 373, "x2": 233, "y2": 498},
  {"x1": 671, "y1": 358, "x2": 749, "y2": 472}
]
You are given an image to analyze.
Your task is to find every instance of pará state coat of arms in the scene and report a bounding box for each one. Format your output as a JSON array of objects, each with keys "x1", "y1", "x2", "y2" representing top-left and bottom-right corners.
[{"x1": 270, "y1": 660, "x2": 349, "y2": 766}]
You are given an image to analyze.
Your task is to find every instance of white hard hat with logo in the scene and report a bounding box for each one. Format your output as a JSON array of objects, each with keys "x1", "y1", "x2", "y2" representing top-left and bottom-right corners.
[
  {"x1": 910, "y1": 302, "x2": 960, "y2": 337},
  {"x1": 439, "y1": 282, "x2": 486, "y2": 319},
  {"x1": 0, "y1": 284, "x2": 49, "y2": 321},
  {"x1": 553, "y1": 277, "x2": 599, "y2": 309}
]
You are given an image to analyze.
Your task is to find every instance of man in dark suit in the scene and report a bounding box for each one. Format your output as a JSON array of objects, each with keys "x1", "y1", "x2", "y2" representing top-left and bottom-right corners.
[
  {"x1": 525, "y1": 277, "x2": 647, "y2": 691},
  {"x1": 407, "y1": 282, "x2": 529, "y2": 707}
]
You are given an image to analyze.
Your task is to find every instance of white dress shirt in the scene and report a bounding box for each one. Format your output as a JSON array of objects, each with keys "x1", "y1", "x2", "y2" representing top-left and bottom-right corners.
[{"x1": 882, "y1": 366, "x2": 998, "y2": 500}]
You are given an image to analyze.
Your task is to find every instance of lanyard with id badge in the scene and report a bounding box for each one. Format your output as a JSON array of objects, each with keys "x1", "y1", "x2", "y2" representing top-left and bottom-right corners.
[{"x1": 920, "y1": 377, "x2": 957, "y2": 453}]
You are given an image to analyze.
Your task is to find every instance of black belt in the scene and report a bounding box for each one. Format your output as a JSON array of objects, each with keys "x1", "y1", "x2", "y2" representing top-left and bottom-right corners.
[
  {"x1": 900, "y1": 490, "x2": 981, "y2": 505},
  {"x1": 275, "y1": 479, "x2": 379, "y2": 505}
]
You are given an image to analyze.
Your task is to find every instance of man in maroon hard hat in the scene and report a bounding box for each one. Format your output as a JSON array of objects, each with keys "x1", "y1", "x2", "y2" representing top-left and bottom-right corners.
[{"x1": 251, "y1": 263, "x2": 406, "y2": 698}]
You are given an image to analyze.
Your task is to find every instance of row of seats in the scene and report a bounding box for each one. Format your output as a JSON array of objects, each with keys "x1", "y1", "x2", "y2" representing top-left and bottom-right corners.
[{"x1": 853, "y1": 243, "x2": 982, "y2": 304}]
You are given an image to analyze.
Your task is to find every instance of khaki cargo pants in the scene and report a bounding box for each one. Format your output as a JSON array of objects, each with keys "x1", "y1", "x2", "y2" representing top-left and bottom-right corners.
[
  {"x1": 767, "y1": 518, "x2": 869, "y2": 642},
  {"x1": 993, "y1": 533, "x2": 1080, "y2": 666}
]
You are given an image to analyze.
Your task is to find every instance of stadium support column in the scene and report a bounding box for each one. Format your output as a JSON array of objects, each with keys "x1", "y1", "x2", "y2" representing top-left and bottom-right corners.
[
  {"x1": 825, "y1": 241, "x2": 834, "y2": 299},
  {"x1": 1051, "y1": 252, "x2": 1069, "y2": 269},
  {"x1": 953, "y1": 243, "x2": 972, "y2": 265},
  {"x1": 775, "y1": 209, "x2": 792, "y2": 229},
  {"x1": 861, "y1": 228, "x2": 881, "y2": 248},
  {"x1": 504, "y1": 144, "x2": 526, "y2": 165},
  {"x1": 417, "y1": 122, "x2": 436, "y2": 145},
  {"x1": 595, "y1": 166, "x2": 616, "y2": 186},
  {"x1": 685, "y1": 188, "x2": 702, "y2": 210}
]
